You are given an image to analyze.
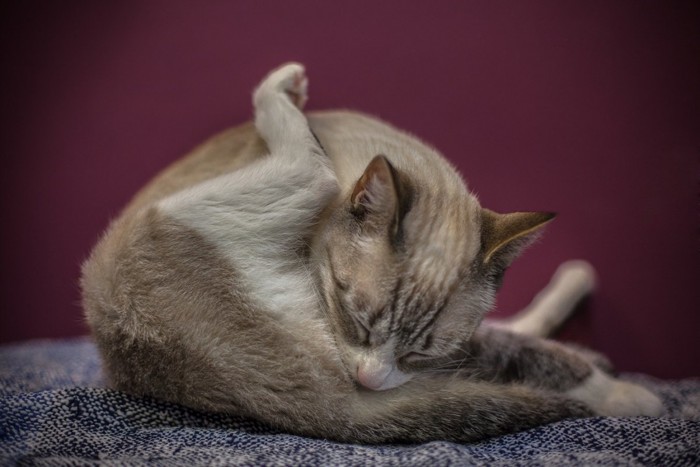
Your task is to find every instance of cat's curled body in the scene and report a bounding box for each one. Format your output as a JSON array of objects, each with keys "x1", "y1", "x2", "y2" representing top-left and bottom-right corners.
[{"x1": 82, "y1": 63, "x2": 662, "y2": 443}]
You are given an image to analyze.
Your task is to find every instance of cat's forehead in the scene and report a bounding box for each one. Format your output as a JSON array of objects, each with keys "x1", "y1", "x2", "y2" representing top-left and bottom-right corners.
[
  {"x1": 384, "y1": 192, "x2": 481, "y2": 346},
  {"x1": 403, "y1": 191, "x2": 481, "y2": 289}
]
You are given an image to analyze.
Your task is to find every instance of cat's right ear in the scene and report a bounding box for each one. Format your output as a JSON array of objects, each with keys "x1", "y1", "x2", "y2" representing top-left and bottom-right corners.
[
  {"x1": 351, "y1": 155, "x2": 408, "y2": 234},
  {"x1": 480, "y1": 209, "x2": 556, "y2": 266}
]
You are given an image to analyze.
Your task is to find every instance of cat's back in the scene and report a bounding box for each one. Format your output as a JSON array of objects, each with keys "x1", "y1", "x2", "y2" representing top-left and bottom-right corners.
[
  {"x1": 121, "y1": 110, "x2": 465, "y2": 216},
  {"x1": 310, "y1": 111, "x2": 465, "y2": 195}
]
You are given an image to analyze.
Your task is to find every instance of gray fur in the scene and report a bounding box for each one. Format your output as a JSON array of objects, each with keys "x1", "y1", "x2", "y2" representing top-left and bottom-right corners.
[{"x1": 82, "y1": 63, "x2": 661, "y2": 444}]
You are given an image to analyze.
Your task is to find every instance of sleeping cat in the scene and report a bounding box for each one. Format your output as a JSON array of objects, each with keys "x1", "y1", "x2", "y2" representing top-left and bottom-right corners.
[{"x1": 81, "y1": 63, "x2": 662, "y2": 443}]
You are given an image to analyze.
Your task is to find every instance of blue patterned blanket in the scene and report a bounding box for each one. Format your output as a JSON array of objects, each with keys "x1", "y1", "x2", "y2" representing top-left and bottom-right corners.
[{"x1": 1, "y1": 338, "x2": 698, "y2": 466}]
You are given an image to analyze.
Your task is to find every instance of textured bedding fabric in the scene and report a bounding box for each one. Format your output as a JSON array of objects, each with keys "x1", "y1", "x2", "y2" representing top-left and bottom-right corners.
[{"x1": 1, "y1": 338, "x2": 698, "y2": 466}]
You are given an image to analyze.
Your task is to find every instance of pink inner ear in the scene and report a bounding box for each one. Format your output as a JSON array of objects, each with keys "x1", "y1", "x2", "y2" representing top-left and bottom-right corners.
[
  {"x1": 351, "y1": 175, "x2": 370, "y2": 207},
  {"x1": 351, "y1": 155, "x2": 397, "y2": 213},
  {"x1": 355, "y1": 188, "x2": 370, "y2": 207},
  {"x1": 357, "y1": 175, "x2": 389, "y2": 211}
]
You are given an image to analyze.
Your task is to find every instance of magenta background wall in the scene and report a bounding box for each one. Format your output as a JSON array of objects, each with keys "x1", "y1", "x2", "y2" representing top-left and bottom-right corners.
[{"x1": 1, "y1": 2, "x2": 698, "y2": 378}]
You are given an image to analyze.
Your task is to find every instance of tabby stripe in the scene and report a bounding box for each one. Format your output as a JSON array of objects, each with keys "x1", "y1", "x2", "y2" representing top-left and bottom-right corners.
[
  {"x1": 407, "y1": 299, "x2": 447, "y2": 348},
  {"x1": 402, "y1": 279, "x2": 423, "y2": 320},
  {"x1": 387, "y1": 277, "x2": 403, "y2": 333},
  {"x1": 326, "y1": 248, "x2": 348, "y2": 292}
]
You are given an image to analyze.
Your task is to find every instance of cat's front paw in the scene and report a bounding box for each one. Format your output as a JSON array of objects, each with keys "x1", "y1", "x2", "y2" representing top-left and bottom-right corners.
[
  {"x1": 568, "y1": 368, "x2": 665, "y2": 418},
  {"x1": 254, "y1": 62, "x2": 308, "y2": 110},
  {"x1": 602, "y1": 379, "x2": 664, "y2": 417}
]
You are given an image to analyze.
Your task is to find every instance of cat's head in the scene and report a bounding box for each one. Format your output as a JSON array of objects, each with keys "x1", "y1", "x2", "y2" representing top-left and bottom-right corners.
[{"x1": 318, "y1": 155, "x2": 554, "y2": 391}]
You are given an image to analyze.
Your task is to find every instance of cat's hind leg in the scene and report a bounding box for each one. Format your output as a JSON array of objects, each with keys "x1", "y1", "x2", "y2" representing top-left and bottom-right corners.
[
  {"x1": 156, "y1": 63, "x2": 338, "y2": 315},
  {"x1": 251, "y1": 62, "x2": 334, "y2": 189},
  {"x1": 253, "y1": 62, "x2": 317, "y2": 155},
  {"x1": 498, "y1": 260, "x2": 597, "y2": 338},
  {"x1": 159, "y1": 62, "x2": 336, "y2": 245}
]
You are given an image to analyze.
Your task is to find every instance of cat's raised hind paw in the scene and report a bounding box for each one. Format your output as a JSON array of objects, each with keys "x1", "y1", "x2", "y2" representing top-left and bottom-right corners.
[{"x1": 254, "y1": 62, "x2": 308, "y2": 110}]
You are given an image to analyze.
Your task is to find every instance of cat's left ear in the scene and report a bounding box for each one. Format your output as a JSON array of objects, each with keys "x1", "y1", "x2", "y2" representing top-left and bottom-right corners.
[
  {"x1": 480, "y1": 209, "x2": 555, "y2": 265},
  {"x1": 351, "y1": 155, "x2": 410, "y2": 234}
]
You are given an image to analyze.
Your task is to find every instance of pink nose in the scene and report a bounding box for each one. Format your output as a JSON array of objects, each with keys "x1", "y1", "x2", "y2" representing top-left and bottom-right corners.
[{"x1": 356, "y1": 363, "x2": 389, "y2": 390}]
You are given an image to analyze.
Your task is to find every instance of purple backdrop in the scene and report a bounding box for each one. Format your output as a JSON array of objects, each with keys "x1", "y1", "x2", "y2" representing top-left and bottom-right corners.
[{"x1": 1, "y1": 2, "x2": 698, "y2": 378}]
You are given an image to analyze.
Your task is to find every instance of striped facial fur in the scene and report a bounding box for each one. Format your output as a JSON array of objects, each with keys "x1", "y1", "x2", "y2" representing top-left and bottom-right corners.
[{"x1": 319, "y1": 155, "x2": 553, "y2": 390}]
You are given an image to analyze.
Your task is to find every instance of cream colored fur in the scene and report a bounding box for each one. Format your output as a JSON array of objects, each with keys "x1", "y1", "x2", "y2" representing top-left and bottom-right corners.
[{"x1": 81, "y1": 63, "x2": 663, "y2": 444}]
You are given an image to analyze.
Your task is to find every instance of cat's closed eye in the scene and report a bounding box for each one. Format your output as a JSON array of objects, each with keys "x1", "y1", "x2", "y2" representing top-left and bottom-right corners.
[
  {"x1": 401, "y1": 351, "x2": 434, "y2": 363},
  {"x1": 330, "y1": 270, "x2": 349, "y2": 292},
  {"x1": 352, "y1": 317, "x2": 371, "y2": 344}
]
